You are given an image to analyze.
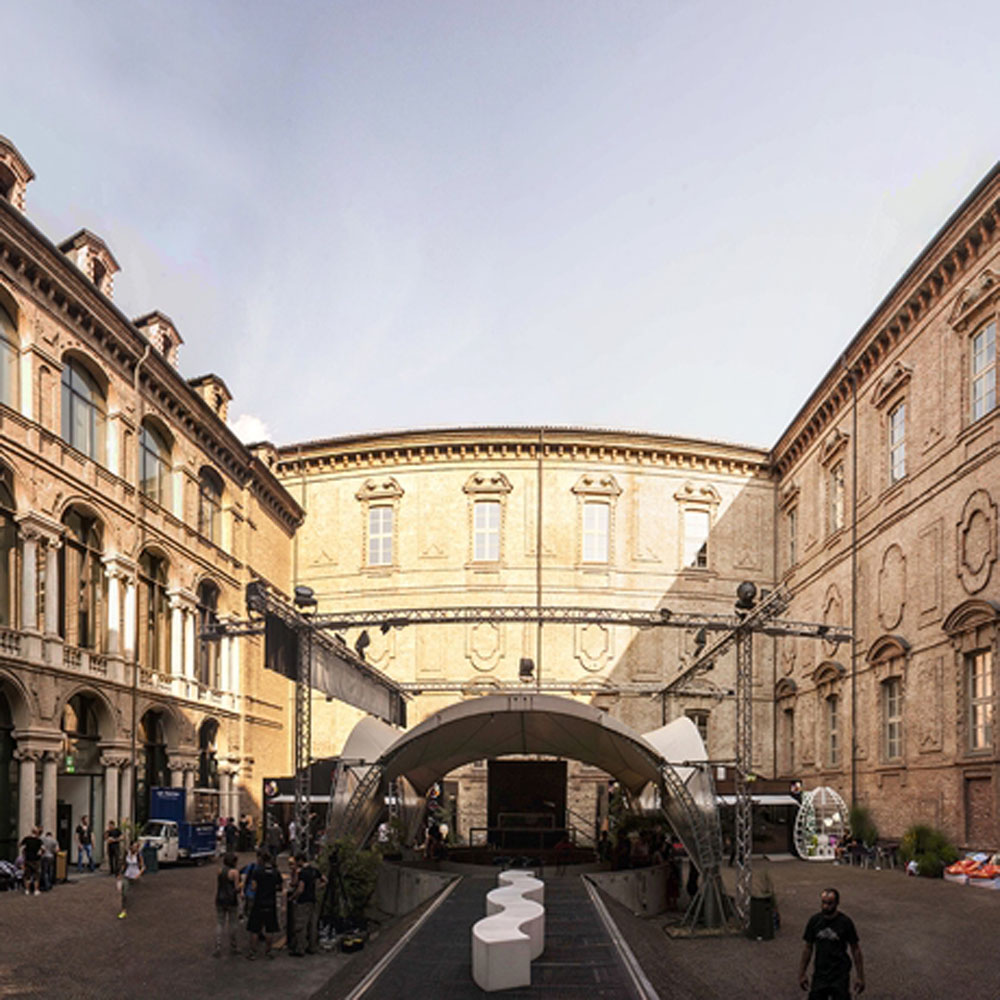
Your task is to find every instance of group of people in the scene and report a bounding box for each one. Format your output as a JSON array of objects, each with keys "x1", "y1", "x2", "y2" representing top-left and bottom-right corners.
[{"x1": 213, "y1": 848, "x2": 326, "y2": 960}]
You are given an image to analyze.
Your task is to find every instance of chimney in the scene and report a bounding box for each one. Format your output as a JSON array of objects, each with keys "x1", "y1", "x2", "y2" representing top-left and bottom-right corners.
[
  {"x1": 188, "y1": 374, "x2": 232, "y2": 423},
  {"x1": 133, "y1": 311, "x2": 183, "y2": 368},
  {"x1": 58, "y1": 229, "x2": 120, "y2": 299},
  {"x1": 0, "y1": 135, "x2": 34, "y2": 213}
]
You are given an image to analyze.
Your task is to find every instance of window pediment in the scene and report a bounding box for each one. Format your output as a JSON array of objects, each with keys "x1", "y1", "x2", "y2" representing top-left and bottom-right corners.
[
  {"x1": 872, "y1": 361, "x2": 913, "y2": 409},
  {"x1": 673, "y1": 481, "x2": 720, "y2": 506},
  {"x1": 812, "y1": 661, "x2": 846, "y2": 686},
  {"x1": 356, "y1": 477, "x2": 404, "y2": 502},
  {"x1": 571, "y1": 473, "x2": 621, "y2": 497},
  {"x1": 819, "y1": 428, "x2": 850, "y2": 466},
  {"x1": 775, "y1": 678, "x2": 798, "y2": 700},
  {"x1": 867, "y1": 634, "x2": 910, "y2": 665},
  {"x1": 463, "y1": 471, "x2": 512, "y2": 496},
  {"x1": 943, "y1": 599, "x2": 1000, "y2": 636},
  {"x1": 948, "y1": 267, "x2": 1000, "y2": 331},
  {"x1": 779, "y1": 480, "x2": 800, "y2": 511}
]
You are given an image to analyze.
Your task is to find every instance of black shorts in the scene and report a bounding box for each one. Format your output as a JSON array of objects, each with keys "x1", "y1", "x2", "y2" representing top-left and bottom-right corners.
[
  {"x1": 246, "y1": 904, "x2": 279, "y2": 934},
  {"x1": 809, "y1": 981, "x2": 850, "y2": 1000},
  {"x1": 23, "y1": 860, "x2": 40, "y2": 880}
]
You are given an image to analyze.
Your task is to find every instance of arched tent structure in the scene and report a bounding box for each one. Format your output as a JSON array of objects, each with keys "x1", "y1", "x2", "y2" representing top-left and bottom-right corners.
[{"x1": 331, "y1": 693, "x2": 730, "y2": 927}]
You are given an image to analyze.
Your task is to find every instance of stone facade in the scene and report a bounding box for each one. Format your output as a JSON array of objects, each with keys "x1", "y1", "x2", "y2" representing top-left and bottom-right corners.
[
  {"x1": 0, "y1": 135, "x2": 312, "y2": 861},
  {"x1": 772, "y1": 163, "x2": 1000, "y2": 850},
  {"x1": 275, "y1": 428, "x2": 775, "y2": 840}
]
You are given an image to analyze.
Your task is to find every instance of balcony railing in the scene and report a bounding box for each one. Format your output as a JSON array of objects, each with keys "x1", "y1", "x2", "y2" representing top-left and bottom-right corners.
[{"x1": 0, "y1": 627, "x2": 22, "y2": 655}]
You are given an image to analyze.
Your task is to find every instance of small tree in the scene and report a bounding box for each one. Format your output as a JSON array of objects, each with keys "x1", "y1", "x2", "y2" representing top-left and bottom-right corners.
[
  {"x1": 849, "y1": 805, "x2": 878, "y2": 847},
  {"x1": 319, "y1": 836, "x2": 382, "y2": 926},
  {"x1": 899, "y1": 824, "x2": 959, "y2": 878}
]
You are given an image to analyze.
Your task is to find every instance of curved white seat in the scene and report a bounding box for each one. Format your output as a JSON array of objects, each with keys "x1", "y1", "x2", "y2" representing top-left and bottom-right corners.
[
  {"x1": 472, "y1": 876, "x2": 546, "y2": 991},
  {"x1": 497, "y1": 871, "x2": 545, "y2": 904}
]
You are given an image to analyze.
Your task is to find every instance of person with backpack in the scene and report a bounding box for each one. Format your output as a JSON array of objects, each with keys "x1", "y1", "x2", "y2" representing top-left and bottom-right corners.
[
  {"x1": 244, "y1": 850, "x2": 283, "y2": 959},
  {"x1": 214, "y1": 852, "x2": 240, "y2": 957}
]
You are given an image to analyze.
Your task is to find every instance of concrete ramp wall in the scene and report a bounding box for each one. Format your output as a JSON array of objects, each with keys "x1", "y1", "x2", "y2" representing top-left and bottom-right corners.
[
  {"x1": 584, "y1": 864, "x2": 669, "y2": 917},
  {"x1": 375, "y1": 864, "x2": 457, "y2": 916}
]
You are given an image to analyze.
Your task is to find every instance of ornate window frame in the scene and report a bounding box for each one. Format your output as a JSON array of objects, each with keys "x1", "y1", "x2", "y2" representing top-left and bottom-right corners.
[
  {"x1": 943, "y1": 599, "x2": 999, "y2": 759},
  {"x1": 779, "y1": 481, "x2": 800, "y2": 573},
  {"x1": 775, "y1": 678, "x2": 798, "y2": 776},
  {"x1": 820, "y1": 428, "x2": 849, "y2": 538},
  {"x1": 947, "y1": 266, "x2": 1000, "y2": 427},
  {"x1": 872, "y1": 361, "x2": 911, "y2": 490},
  {"x1": 675, "y1": 481, "x2": 720, "y2": 574},
  {"x1": 571, "y1": 473, "x2": 621, "y2": 567},
  {"x1": 463, "y1": 472, "x2": 512, "y2": 567},
  {"x1": 812, "y1": 662, "x2": 845, "y2": 771},
  {"x1": 356, "y1": 477, "x2": 404, "y2": 572},
  {"x1": 868, "y1": 635, "x2": 910, "y2": 765}
]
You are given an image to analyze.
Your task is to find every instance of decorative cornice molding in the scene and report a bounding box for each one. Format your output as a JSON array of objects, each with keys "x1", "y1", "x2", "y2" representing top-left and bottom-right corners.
[
  {"x1": 355, "y1": 476, "x2": 404, "y2": 503},
  {"x1": 571, "y1": 472, "x2": 622, "y2": 497},
  {"x1": 673, "y1": 481, "x2": 721, "y2": 506},
  {"x1": 947, "y1": 266, "x2": 1000, "y2": 329},
  {"x1": 463, "y1": 471, "x2": 513, "y2": 496}
]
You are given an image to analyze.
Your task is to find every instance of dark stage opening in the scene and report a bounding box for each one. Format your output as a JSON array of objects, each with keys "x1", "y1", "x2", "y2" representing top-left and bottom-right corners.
[{"x1": 485, "y1": 759, "x2": 567, "y2": 850}]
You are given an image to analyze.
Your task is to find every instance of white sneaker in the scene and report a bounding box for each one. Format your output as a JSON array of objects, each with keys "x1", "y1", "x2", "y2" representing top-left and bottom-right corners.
[{"x1": 33, "y1": 889, "x2": 40, "y2": 896}]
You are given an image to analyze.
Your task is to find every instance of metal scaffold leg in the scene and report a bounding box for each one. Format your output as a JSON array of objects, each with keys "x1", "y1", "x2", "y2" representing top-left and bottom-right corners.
[{"x1": 734, "y1": 627, "x2": 753, "y2": 929}]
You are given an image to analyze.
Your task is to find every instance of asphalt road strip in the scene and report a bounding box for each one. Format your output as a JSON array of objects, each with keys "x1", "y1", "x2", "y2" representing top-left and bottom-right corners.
[
  {"x1": 583, "y1": 877, "x2": 662, "y2": 1000},
  {"x1": 343, "y1": 876, "x2": 462, "y2": 1000}
]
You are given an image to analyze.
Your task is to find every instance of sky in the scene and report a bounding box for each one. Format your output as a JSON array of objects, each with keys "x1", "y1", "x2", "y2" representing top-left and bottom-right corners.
[{"x1": 4, "y1": 1, "x2": 1000, "y2": 449}]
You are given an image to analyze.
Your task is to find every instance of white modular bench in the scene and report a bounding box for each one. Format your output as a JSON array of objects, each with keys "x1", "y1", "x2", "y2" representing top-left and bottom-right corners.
[{"x1": 471, "y1": 872, "x2": 546, "y2": 991}]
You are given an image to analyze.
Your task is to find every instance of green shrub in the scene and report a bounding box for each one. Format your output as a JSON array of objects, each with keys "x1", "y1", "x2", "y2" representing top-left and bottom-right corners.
[
  {"x1": 899, "y1": 824, "x2": 959, "y2": 878},
  {"x1": 319, "y1": 836, "x2": 382, "y2": 920},
  {"x1": 849, "y1": 804, "x2": 878, "y2": 847}
]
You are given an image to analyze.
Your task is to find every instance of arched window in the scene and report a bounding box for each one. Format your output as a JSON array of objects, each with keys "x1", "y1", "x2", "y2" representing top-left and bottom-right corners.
[
  {"x1": 136, "y1": 709, "x2": 169, "y2": 826},
  {"x1": 197, "y1": 580, "x2": 220, "y2": 689},
  {"x1": 139, "y1": 421, "x2": 171, "y2": 506},
  {"x1": 60, "y1": 693, "x2": 101, "y2": 775},
  {"x1": 198, "y1": 718, "x2": 219, "y2": 789},
  {"x1": 60, "y1": 357, "x2": 106, "y2": 462},
  {"x1": 0, "y1": 302, "x2": 18, "y2": 409},
  {"x1": 0, "y1": 467, "x2": 15, "y2": 626},
  {"x1": 60, "y1": 508, "x2": 104, "y2": 650},
  {"x1": 138, "y1": 551, "x2": 170, "y2": 673},
  {"x1": 197, "y1": 468, "x2": 223, "y2": 544}
]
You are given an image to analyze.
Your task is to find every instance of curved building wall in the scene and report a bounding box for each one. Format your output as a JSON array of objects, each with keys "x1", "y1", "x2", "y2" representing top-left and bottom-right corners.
[{"x1": 276, "y1": 427, "x2": 775, "y2": 838}]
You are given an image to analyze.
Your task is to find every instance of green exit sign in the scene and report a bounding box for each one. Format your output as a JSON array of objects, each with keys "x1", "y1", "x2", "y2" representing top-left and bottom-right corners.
[{"x1": 65, "y1": 754, "x2": 75, "y2": 774}]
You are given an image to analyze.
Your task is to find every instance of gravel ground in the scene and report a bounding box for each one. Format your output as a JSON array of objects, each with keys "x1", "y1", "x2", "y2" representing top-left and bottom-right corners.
[{"x1": 1, "y1": 855, "x2": 997, "y2": 1000}]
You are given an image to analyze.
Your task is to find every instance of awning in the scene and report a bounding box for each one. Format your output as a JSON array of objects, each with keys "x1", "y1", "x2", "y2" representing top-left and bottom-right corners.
[{"x1": 717, "y1": 794, "x2": 800, "y2": 807}]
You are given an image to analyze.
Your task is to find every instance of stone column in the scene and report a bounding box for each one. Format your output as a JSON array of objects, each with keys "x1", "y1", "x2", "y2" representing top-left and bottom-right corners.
[
  {"x1": 100, "y1": 753, "x2": 125, "y2": 826},
  {"x1": 230, "y1": 636, "x2": 240, "y2": 700},
  {"x1": 123, "y1": 579, "x2": 136, "y2": 660},
  {"x1": 119, "y1": 763, "x2": 133, "y2": 824},
  {"x1": 105, "y1": 566, "x2": 122, "y2": 655},
  {"x1": 184, "y1": 609, "x2": 196, "y2": 681},
  {"x1": 219, "y1": 631, "x2": 231, "y2": 693},
  {"x1": 41, "y1": 750, "x2": 58, "y2": 835},
  {"x1": 227, "y1": 765, "x2": 241, "y2": 820},
  {"x1": 168, "y1": 762, "x2": 185, "y2": 789},
  {"x1": 170, "y1": 601, "x2": 183, "y2": 677},
  {"x1": 43, "y1": 540, "x2": 61, "y2": 637},
  {"x1": 14, "y1": 747, "x2": 39, "y2": 836},
  {"x1": 218, "y1": 768, "x2": 232, "y2": 820},
  {"x1": 20, "y1": 530, "x2": 38, "y2": 632}
]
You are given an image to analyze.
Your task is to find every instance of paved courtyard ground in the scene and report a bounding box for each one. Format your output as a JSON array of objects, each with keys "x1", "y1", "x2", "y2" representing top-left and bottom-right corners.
[{"x1": 0, "y1": 854, "x2": 996, "y2": 999}]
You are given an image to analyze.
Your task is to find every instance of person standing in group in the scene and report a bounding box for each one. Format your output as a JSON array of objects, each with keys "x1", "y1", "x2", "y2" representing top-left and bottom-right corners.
[
  {"x1": 245, "y1": 850, "x2": 283, "y2": 960},
  {"x1": 117, "y1": 840, "x2": 145, "y2": 918},
  {"x1": 104, "y1": 819, "x2": 123, "y2": 876},
  {"x1": 19, "y1": 826, "x2": 43, "y2": 895},
  {"x1": 224, "y1": 817, "x2": 238, "y2": 855},
  {"x1": 289, "y1": 852, "x2": 324, "y2": 956},
  {"x1": 799, "y1": 887, "x2": 865, "y2": 998},
  {"x1": 40, "y1": 830, "x2": 59, "y2": 891},
  {"x1": 76, "y1": 815, "x2": 94, "y2": 872},
  {"x1": 213, "y1": 852, "x2": 241, "y2": 957}
]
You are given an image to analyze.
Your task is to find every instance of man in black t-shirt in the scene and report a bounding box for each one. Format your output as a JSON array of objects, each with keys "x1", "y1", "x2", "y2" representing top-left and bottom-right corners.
[
  {"x1": 799, "y1": 888, "x2": 865, "y2": 998},
  {"x1": 105, "y1": 820, "x2": 123, "y2": 876},
  {"x1": 289, "y1": 852, "x2": 324, "y2": 956},
  {"x1": 20, "y1": 826, "x2": 43, "y2": 895},
  {"x1": 76, "y1": 816, "x2": 95, "y2": 872}
]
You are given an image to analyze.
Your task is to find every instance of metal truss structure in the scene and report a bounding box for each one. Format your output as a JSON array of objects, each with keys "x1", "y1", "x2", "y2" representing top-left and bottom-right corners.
[{"x1": 212, "y1": 579, "x2": 850, "y2": 926}]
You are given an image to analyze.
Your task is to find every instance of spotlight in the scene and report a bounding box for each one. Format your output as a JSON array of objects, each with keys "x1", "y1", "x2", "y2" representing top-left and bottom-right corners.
[
  {"x1": 294, "y1": 585, "x2": 317, "y2": 611},
  {"x1": 519, "y1": 657, "x2": 535, "y2": 682},
  {"x1": 735, "y1": 581, "x2": 757, "y2": 611},
  {"x1": 355, "y1": 630, "x2": 371, "y2": 660},
  {"x1": 694, "y1": 628, "x2": 707, "y2": 652},
  {"x1": 380, "y1": 622, "x2": 391, "y2": 634}
]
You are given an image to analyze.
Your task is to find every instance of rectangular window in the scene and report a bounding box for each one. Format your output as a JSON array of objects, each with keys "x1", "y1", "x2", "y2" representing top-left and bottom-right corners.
[
  {"x1": 582, "y1": 501, "x2": 609, "y2": 563},
  {"x1": 686, "y1": 709, "x2": 709, "y2": 745},
  {"x1": 368, "y1": 506, "x2": 393, "y2": 566},
  {"x1": 473, "y1": 500, "x2": 500, "y2": 561},
  {"x1": 788, "y1": 507, "x2": 797, "y2": 567},
  {"x1": 783, "y1": 707, "x2": 795, "y2": 773},
  {"x1": 827, "y1": 695, "x2": 839, "y2": 767},
  {"x1": 889, "y1": 402, "x2": 906, "y2": 483},
  {"x1": 683, "y1": 508, "x2": 709, "y2": 569},
  {"x1": 971, "y1": 322, "x2": 997, "y2": 421},
  {"x1": 967, "y1": 650, "x2": 994, "y2": 751},
  {"x1": 829, "y1": 462, "x2": 845, "y2": 533},
  {"x1": 883, "y1": 677, "x2": 902, "y2": 759}
]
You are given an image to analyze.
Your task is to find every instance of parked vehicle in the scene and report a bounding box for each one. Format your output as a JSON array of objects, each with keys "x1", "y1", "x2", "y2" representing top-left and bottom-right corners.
[{"x1": 140, "y1": 787, "x2": 216, "y2": 863}]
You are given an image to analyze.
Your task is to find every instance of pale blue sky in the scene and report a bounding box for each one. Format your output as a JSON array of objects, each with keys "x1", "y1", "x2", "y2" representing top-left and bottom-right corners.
[{"x1": 5, "y1": 1, "x2": 999, "y2": 448}]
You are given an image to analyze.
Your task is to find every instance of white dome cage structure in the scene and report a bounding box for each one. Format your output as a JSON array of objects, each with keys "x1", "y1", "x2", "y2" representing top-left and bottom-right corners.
[{"x1": 793, "y1": 786, "x2": 848, "y2": 861}]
